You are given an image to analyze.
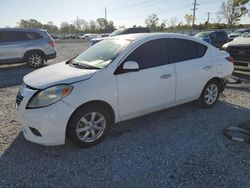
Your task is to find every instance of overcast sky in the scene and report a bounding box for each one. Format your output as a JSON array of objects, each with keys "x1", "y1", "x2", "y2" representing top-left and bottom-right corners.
[{"x1": 0, "y1": 0, "x2": 249, "y2": 28}]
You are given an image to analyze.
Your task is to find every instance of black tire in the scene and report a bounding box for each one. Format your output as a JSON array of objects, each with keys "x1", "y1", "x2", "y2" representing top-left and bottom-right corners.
[
  {"x1": 197, "y1": 79, "x2": 220, "y2": 108},
  {"x1": 67, "y1": 104, "x2": 114, "y2": 148},
  {"x1": 25, "y1": 52, "x2": 45, "y2": 68}
]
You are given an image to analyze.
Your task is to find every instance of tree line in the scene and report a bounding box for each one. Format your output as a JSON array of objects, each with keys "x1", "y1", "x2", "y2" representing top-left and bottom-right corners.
[{"x1": 17, "y1": 18, "x2": 116, "y2": 34}]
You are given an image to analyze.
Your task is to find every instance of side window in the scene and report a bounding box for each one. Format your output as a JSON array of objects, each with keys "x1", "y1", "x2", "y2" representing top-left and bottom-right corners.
[
  {"x1": 0, "y1": 31, "x2": 28, "y2": 42},
  {"x1": 168, "y1": 38, "x2": 207, "y2": 63},
  {"x1": 125, "y1": 39, "x2": 168, "y2": 69},
  {"x1": 25, "y1": 32, "x2": 43, "y2": 40},
  {"x1": 11, "y1": 31, "x2": 28, "y2": 41},
  {"x1": 0, "y1": 32, "x2": 5, "y2": 42}
]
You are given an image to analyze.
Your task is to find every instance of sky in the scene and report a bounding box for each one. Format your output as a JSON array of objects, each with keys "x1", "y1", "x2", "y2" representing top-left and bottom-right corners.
[{"x1": 0, "y1": 0, "x2": 249, "y2": 28}]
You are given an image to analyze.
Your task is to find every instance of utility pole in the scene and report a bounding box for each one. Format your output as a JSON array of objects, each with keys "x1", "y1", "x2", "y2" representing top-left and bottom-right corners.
[
  {"x1": 207, "y1": 12, "x2": 211, "y2": 23},
  {"x1": 105, "y1": 7, "x2": 107, "y2": 21},
  {"x1": 191, "y1": 0, "x2": 198, "y2": 28}
]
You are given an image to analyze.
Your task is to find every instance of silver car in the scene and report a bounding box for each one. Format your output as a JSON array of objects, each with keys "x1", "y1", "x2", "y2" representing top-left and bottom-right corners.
[{"x1": 0, "y1": 28, "x2": 56, "y2": 68}]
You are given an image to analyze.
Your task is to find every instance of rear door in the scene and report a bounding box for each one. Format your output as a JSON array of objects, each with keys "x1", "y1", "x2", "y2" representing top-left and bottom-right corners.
[
  {"x1": 0, "y1": 31, "x2": 26, "y2": 61},
  {"x1": 168, "y1": 38, "x2": 211, "y2": 103},
  {"x1": 116, "y1": 39, "x2": 176, "y2": 119}
]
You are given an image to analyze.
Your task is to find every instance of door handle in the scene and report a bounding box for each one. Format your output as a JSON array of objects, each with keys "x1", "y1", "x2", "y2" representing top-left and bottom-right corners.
[
  {"x1": 160, "y1": 74, "x2": 172, "y2": 79},
  {"x1": 203, "y1": 66, "x2": 212, "y2": 70}
]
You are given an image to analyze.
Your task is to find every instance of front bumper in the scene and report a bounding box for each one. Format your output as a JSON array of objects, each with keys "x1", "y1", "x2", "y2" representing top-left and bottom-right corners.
[{"x1": 16, "y1": 84, "x2": 75, "y2": 146}]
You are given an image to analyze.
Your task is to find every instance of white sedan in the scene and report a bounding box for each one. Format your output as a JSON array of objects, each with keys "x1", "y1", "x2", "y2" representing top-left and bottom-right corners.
[{"x1": 16, "y1": 33, "x2": 234, "y2": 147}]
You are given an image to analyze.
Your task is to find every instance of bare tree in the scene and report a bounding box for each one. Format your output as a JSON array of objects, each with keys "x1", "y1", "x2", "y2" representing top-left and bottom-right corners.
[
  {"x1": 218, "y1": 0, "x2": 249, "y2": 26},
  {"x1": 145, "y1": 14, "x2": 159, "y2": 31},
  {"x1": 184, "y1": 14, "x2": 194, "y2": 26},
  {"x1": 169, "y1": 16, "x2": 179, "y2": 28}
]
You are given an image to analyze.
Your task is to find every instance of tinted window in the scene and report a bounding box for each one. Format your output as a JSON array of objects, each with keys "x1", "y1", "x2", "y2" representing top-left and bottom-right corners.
[
  {"x1": 25, "y1": 32, "x2": 43, "y2": 40},
  {"x1": 0, "y1": 31, "x2": 43, "y2": 42},
  {"x1": 168, "y1": 38, "x2": 207, "y2": 63},
  {"x1": 125, "y1": 39, "x2": 168, "y2": 69}
]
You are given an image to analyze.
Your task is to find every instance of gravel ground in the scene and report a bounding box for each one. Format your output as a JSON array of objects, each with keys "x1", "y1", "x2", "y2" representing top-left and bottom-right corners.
[{"x1": 0, "y1": 40, "x2": 250, "y2": 187}]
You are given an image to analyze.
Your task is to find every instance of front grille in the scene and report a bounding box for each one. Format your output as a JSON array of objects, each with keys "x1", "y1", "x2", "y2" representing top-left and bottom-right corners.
[
  {"x1": 16, "y1": 92, "x2": 24, "y2": 107},
  {"x1": 227, "y1": 46, "x2": 250, "y2": 62}
]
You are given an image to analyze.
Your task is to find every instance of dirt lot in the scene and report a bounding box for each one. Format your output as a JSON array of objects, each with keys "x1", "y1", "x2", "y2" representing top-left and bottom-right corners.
[{"x1": 0, "y1": 40, "x2": 250, "y2": 187}]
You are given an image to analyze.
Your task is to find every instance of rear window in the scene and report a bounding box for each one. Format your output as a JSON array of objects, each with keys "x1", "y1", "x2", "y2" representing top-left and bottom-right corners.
[
  {"x1": 25, "y1": 32, "x2": 43, "y2": 40},
  {"x1": 0, "y1": 31, "x2": 43, "y2": 42},
  {"x1": 168, "y1": 38, "x2": 207, "y2": 63}
]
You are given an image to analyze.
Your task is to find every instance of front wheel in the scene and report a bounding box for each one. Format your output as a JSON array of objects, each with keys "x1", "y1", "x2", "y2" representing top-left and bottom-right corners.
[
  {"x1": 67, "y1": 104, "x2": 113, "y2": 148},
  {"x1": 197, "y1": 80, "x2": 220, "y2": 108}
]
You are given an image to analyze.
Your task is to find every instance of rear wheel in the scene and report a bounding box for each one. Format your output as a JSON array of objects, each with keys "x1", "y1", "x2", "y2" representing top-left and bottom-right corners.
[
  {"x1": 25, "y1": 52, "x2": 45, "y2": 68},
  {"x1": 197, "y1": 80, "x2": 220, "y2": 108},
  {"x1": 67, "y1": 104, "x2": 113, "y2": 148}
]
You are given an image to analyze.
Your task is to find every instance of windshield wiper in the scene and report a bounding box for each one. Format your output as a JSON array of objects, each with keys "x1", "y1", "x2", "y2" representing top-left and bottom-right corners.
[{"x1": 71, "y1": 60, "x2": 101, "y2": 70}]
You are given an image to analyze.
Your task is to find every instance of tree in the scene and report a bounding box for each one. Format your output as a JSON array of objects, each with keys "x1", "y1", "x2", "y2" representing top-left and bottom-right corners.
[
  {"x1": 145, "y1": 14, "x2": 159, "y2": 31},
  {"x1": 17, "y1": 19, "x2": 43, "y2": 29},
  {"x1": 89, "y1": 20, "x2": 97, "y2": 33},
  {"x1": 218, "y1": 0, "x2": 249, "y2": 26},
  {"x1": 169, "y1": 16, "x2": 179, "y2": 29},
  {"x1": 60, "y1": 22, "x2": 77, "y2": 34},
  {"x1": 106, "y1": 21, "x2": 116, "y2": 33},
  {"x1": 73, "y1": 18, "x2": 88, "y2": 31},
  {"x1": 43, "y1": 21, "x2": 59, "y2": 34},
  {"x1": 184, "y1": 14, "x2": 194, "y2": 25},
  {"x1": 96, "y1": 18, "x2": 108, "y2": 33}
]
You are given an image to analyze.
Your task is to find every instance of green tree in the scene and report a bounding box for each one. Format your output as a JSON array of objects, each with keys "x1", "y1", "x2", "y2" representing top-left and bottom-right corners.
[
  {"x1": 96, "y1": 18, "x2": 108, "y2": 33},
  {"x1": 17, "y1": 19, "x2": 43, "y2": 29},
  {"x1": 218, "y1": 0, "x2": 249, "y2": 26},
  {"x1": 43, "y1": 21, "x2": 59, "y2": 34},
  {"x1": 145, "y1": 14, "x2": 159, "y2": 31}
]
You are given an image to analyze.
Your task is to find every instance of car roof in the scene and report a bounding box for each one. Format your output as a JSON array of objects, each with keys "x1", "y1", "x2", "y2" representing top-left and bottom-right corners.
[
  {"x1": 0, "y1": 28, "x2": 46, "y2": 32},
  {"x1": 109, "y1": 33, "x2": 209, "y2": 46},
  {"x1": 111, "y1": 33, "x2": 192, "y2": 41}
]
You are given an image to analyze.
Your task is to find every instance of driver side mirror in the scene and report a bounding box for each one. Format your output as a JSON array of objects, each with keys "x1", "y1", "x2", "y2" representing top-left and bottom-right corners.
[
  {"x1": 123, "y1": 61, "x2": 139, "y2": 71},
  {"x1": 114, "y1": 61, "x2": 139, "y2": 75}
]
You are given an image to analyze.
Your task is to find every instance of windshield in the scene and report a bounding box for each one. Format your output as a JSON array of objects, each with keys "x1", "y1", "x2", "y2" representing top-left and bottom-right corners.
[
  {"x1": 109, "y1": 29, "x2": 126, "y2": 37},
  {"x1": 73, "y1": 39, "x2": 131, "y2": 69},
  {"x1": 232, "y1": 29, "x2": 246, "y2": 34},
  {"x1": 241, "y1": 32, "x2": 250, "y2": 38},
  {"x1": 195, "y1": 32, "x2": 211, "y2": 38}
]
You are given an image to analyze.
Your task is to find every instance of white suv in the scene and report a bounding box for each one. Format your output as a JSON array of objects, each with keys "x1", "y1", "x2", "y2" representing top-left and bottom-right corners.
[{"x1": 16, "y1": 33, "x2": 234, "y2": 148}]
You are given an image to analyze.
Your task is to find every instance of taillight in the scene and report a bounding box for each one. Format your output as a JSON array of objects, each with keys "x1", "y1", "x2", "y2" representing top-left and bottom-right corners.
[
  {"x1": 48, "y1": 41, "x2": 55, "y2": 47},
  {"x1": 225, "y1": 57, "x2": 234, "y2": 64}
]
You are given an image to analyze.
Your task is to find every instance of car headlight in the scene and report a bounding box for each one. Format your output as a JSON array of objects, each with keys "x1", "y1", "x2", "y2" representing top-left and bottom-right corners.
[
  {"x1": 26, "y1": 85, "x2": 73, "y2": 109},
  {"x1": 222, "y1": 43, "x2": 229, "y2": 51}
]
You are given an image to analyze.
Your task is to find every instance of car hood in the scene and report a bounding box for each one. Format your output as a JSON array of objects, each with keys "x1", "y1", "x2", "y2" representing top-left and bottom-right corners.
[
  {"x1": 23, "y1": 62, "x2": 97, "y2": 89},
  {"x1": 227, "y1": 37, "x2": 250, "y2": 46},
  {"x1": 91, "y1": 37, "x2": 106, "y2": 41}
]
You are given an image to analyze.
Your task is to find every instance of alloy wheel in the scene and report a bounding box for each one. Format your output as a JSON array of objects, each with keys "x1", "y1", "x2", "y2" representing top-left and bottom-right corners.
[
  {"x1": 204, "y1": 84, "x2": 218, "y2": 105},
  {"x1": 76, "y1": 112, "x2": 106, "y2": 143}
]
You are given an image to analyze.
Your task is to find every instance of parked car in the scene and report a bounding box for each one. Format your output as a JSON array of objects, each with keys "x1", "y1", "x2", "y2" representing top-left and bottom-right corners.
[
  {"x1": 222, "y1": 32, "x2": 250, "y2": 68},
  {"x1": 16, "y1": 33, "x2": 234, "y2": 147},
  {"x1": 228, "y1": 29, "x2": 250, "y2": 40},
  {"x1": 195, "y1": 31, "x2": 229, "y2": 49},
  {"x1": 0, "y1": 28, "x2": 56, "y2": 68},
  {"x1": 91, "y1": 27, "x2": 151, "y2": 45}
]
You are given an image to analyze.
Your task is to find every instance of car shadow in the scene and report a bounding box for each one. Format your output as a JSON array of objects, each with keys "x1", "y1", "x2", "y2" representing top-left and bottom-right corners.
[
  {"x1": 1, "y1": 101, "x2": 250, "y2": 187},
  {"x1": 0, "y1": 63, "x2": 48, "y2": 89}
]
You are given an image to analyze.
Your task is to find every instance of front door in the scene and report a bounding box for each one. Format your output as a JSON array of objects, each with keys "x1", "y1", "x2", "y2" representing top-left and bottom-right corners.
[{"x1": 116, "y1": 39, "x2": 176, "y2": 119}]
